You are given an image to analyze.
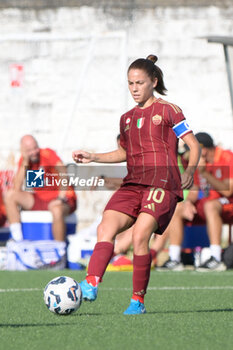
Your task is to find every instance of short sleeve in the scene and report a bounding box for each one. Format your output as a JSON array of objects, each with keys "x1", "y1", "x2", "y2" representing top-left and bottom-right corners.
[
  {"x1": 221, "y1": 152, "x2": 233, "y2": 180},
  {"x1": 225, "y1": 152, "x2": 233, "y2": 179},
  {"x1": 42, "y1": 148, "x2": 62, "y2": 165},
  {"x1": 193, "y1": 170, "x2": 200, "y2": 186}
]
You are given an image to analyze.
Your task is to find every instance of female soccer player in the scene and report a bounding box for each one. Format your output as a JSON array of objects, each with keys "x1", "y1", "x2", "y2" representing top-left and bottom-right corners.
[{"x1": 72, "y1": 55, "x2": 201, "y2": 315}]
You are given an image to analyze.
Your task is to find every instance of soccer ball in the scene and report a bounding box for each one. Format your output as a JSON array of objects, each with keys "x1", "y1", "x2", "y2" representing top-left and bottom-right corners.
[{"x1": 43, "y1": 276, "x2": 82, "y2": 315}]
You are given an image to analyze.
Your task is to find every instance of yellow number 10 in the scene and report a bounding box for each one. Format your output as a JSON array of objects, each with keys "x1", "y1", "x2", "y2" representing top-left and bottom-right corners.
[{"x1": 147, "y1": 188, "x2": 165, "y2": 203}]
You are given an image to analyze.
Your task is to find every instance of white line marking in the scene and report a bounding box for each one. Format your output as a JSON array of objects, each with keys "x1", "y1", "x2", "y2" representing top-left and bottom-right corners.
[
  {"x1": 102, "y1": 286, "x2": 233, "y2": 291},
  {"x1": 149, "y1": 286, "x2": 233, "y2": 290},
  {"x1": 0, "y1": 286, "x2": 233, "y2": 293},
  {"x1": 0, "y1": 288, "x2": 41, "y2": 293}
]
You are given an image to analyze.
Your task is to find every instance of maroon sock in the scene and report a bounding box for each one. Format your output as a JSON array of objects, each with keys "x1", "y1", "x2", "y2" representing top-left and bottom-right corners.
[
  {"x1": 132, "y1": 253, "x2": 152, "y2": 299},
  {"x1": 87, "y1": 242, "x2": 114, "y2": 279},
  {"x1": 150, "y1": 248, "x2": 157, "y2": 260}
]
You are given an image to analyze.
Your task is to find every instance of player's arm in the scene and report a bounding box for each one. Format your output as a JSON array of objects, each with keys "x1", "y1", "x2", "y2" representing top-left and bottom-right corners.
[
  {"x1": 72, "y1": 145, "x2": 126, "y2": 164},
  {"x1": 13, "y1": 153, "x2": 30, "y2": 191},
  {"x1": 198, "y1": 154, "x2": 233, "y2": 197},
  {"x1": 13, "y1": 164, "x2": 26, "y2": 191},
  {"x1": 181, "y1": 133, "x2": 201, "y2": 189},
  {"x1": 54, "y1": 160, "x2": 70, "y2": 202},
  {"x1": 199, "y1": 171, "x2": 233, "y2": 198}
]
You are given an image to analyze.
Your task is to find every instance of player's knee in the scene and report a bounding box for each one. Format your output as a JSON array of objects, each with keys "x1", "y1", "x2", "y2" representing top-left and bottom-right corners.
[
  {"x1": 4, "y1": 189, "x2": 18, "y2": 204},
  {"x1": 203, "y1": 200, "x2": 220, "y2": 214},
  {"x1": 97, "y1": 222, "x2": 114, "y2": 242},
  {"x1": 176, "y1": 201, "x2": 185, "y2": 217},
  {"x1": 132, "y1": 229, "x2": 147, "y2": 248},
  {"x1": 97, "y1": 222, "x2": 108, "y2": 241}
]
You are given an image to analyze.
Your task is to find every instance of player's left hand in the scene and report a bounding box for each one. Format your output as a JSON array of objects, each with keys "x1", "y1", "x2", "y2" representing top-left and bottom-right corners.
[{"x1": 181, "y1": 171, "x2": 194, "y2": 189}]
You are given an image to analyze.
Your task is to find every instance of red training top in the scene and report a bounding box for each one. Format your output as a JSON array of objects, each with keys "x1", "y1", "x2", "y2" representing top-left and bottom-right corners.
[
  {"x1": 194, "y1": 147, "x2": 233, "y2": 201},
  {"x1": 18, "y1": 148, "x2": 76, "y2": 202}
]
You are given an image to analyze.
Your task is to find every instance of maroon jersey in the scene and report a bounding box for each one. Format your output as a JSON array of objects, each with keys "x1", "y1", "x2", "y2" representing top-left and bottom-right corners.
[{"x1": 120, "y1": 98, "x2": 192, "y2": 199}]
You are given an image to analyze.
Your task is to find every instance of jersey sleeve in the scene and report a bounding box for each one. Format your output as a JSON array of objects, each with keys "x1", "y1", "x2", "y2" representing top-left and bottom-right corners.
[
  {"x1": 225, "y1": 151, "x2": 233, "y2": 179},
  {"x1": 42, "y1": 148, "x2": 62, "y2": 165},
  {"x1": 166, "y1": 104, "x2": 192, "y2": 138},
  {"x1": 220, "y1": 151, "x2": 233, "y2": 180},
  {"x1": 193, "y1": 170, "x2": 200, "y2": 186}
]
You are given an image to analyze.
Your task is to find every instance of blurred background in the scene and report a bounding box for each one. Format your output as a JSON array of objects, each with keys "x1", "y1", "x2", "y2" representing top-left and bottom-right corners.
[{"x1": 0, "y1": 0, "x2": 232, "y2": 225}]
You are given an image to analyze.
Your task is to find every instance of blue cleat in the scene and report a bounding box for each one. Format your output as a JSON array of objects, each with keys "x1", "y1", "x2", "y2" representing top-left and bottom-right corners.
[
  {"x1": 123, "y1": 299, "x2": 146, "y2": 315},
  {"x1": 80, "y1": 280, "x2": 98, "y2": 302}
]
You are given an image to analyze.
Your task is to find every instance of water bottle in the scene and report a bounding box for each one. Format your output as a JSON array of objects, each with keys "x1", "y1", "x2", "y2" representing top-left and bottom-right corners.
[{"x1": 194, "y1": 246, "x2": 202, "y2": 268}]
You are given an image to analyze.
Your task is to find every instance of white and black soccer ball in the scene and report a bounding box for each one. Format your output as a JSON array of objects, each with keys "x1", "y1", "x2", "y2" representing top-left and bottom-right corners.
[{"x1": 44, "y1": 276, "x2": 82, "y2": 315}]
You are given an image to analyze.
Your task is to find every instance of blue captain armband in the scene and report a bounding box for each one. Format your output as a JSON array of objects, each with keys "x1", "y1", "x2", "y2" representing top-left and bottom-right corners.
[{"x1": 172, "y1": 120, "x2": 191, "y2": 138}]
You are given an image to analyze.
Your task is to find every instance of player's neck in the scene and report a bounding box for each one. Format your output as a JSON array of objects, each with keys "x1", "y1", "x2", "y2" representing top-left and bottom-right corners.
[{"x1": 137, "y1": 96, "x2": 157, "y2": 109}]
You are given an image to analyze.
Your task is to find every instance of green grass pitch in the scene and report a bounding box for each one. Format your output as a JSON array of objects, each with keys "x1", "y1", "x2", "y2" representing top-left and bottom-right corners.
[{"x1": 0, "y1": 270, "x2": 233, "y2": 350}]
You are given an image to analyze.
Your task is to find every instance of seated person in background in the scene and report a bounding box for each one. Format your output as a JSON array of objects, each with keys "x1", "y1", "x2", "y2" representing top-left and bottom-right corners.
[
  {"x1": 158, "y1": 132, "x2": 233, "y2": 271},
  {"x1": 5, "y1": 135, "x2": 77, "y2": 242}
]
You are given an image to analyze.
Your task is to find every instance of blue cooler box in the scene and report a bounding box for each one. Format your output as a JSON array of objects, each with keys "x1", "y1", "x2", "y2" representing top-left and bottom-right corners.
[
  {"x1": 182, "y1": 225, "x2": 210, "y2": 249},
  {"x1": 0, "y1": 226, "x2": 11, "y2": 241},
  {"x1": 21, "y1": 211, "x2": 77, "y2": 240}
]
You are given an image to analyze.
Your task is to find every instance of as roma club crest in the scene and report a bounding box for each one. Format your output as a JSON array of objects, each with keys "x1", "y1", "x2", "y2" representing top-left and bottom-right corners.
[
  {"x1": 152, "y1": 114, "x2": 162, "y2": 126},
  {"x1": 137, "y1": 117, "x2": 145, "y2": 129}
]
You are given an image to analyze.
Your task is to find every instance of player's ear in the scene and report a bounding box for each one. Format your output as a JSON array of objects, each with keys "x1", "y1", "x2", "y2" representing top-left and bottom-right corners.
[{"x1": 153, "y1": 78, "x2": 158, "y2": 88}]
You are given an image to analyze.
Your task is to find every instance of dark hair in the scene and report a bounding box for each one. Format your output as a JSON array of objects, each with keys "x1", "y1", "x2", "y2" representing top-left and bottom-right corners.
[
  {"x1": 127, "y1": 54, "x2": 167, "y2": 95},
  {"x1": 195, "y1": 132, "x2": 214, "y2": 148}
]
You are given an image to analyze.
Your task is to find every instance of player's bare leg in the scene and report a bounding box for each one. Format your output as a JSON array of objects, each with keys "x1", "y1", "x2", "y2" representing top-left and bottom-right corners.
[
  {"x1": 132, "y1": 212, "x2": 158, "y2": 255},
  {"x1": 195, "y1": 199, "x2": 226, "y2": 271},
  {"x1": 97, "y1": 210, "x2": 134, "y2": 243},
  {"x1": 114, "y1": 226, "x2": 133, "y2": 255},
  {"x1": 5, "y1": 189, "x2": 34, "y2": 223},
  {"x1": 157, "y1": 202, "x2": 186, "y2": 271},
  {"x1": 168, "y1": 202, "x2": 186, "y2": 246},
  {"x1": 149, "y1": 230, "x2": 169, "y2": 265},
  {"x1": 197, "y1": 199, "x2": 226, "y2": 271},
  {"x1": 204, "y1": 199, "x2": 222, "y2": 246},
  {"x1": 48, "y1": 200, "x2": 70, "y2": 241},
  {"x1": 5, "y1": 189, "x2": 34, "y2": 241},
  {"x1": 150, "y1": 231, "x2": 169, "y2": 253}
]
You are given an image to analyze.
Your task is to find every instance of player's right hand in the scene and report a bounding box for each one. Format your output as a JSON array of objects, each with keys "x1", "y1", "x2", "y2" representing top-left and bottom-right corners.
[
  {"x1": 72, "y1": 150, "x2": 92, "y2": 163},
  {"x1": 183, "y1": 200, "x2": 197, "y2": 221}
]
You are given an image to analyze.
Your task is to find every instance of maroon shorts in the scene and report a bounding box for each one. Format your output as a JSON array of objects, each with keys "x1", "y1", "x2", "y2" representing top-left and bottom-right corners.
[
  {"x1": 31, "y1": 193, "x2": 76, "y2": 214},
  {"x1": 189, "y1": 197, "x2": 233, "y2": 225},
  {"x1": 104, "y1": 183, "x2": 178, "y2": 234}
]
